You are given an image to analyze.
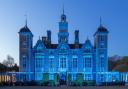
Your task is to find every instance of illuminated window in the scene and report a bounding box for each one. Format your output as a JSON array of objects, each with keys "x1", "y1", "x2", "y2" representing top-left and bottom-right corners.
[
  {"x1": 35, "y1": 53, "x2": 44, "y2": 68},
  {"x1": 60, "y1": 57, "x2": 66, "y2": 68},
  {"x1": 49, "y1": 57, "x2": 54, "y2": 71},
  {"x1": 22, "y1": 55, "x2": 26, "y2": 68},
  {"x1": 84, "y1": 74, "x2": 92, "y2": 80},
  {"x1": 36, "y1": 58, "x2": 42, "y2": 68},
  {"x1": 72, "y1": 74, "x2": 76, "y2": 81},
  {"x1": 84, "y1": 57, "x2": 91, "y2": 68},
  {"x1": 23, "y1": 63, "x2": 26, "y2": 68},
  {"x1": 100, "y1": 55, "x2": 104, "y2": 67},
  {"x1": 72, "y1": 58, "x2": 77, "y2": 68},
  {"x1": 49, "y1": 74, "x2": 54, "y2": 80}
]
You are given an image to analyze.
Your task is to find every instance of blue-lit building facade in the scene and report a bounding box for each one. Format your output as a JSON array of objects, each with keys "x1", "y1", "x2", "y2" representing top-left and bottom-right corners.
[{"x1": 17, "y1": 11, "x2": 128, "y2": 86}]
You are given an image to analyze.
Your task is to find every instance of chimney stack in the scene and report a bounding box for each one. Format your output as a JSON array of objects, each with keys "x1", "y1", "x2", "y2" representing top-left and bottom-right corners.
[
  {"x1": 74, "y1": 30, "x2": 79, "y2": 44},
  {"x1": 47, "y1": 30, "x2": 51, "y2": 44}
]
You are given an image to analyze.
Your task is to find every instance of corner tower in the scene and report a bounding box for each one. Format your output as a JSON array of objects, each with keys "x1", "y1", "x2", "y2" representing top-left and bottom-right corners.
[
  {"x1": 58, "y1": 8, "x2": 69, "y2": 43},
  {"x1": 94, "y1": 18, "x2": 109, "y2": 72},
  {"x1": 18, "y1": 21, "x2": 33, "y2": 72}
]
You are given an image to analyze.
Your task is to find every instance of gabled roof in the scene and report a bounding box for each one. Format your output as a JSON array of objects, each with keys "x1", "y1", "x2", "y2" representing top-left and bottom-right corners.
[
  {"x1": 57, "y1": 43, "x2": 70, "y2": 49},
  {"x1": 82, "y1": 38, "x2": 92, "y2": 49},
  {"x1": 34, "y1": 39, "x2": 45, "y2": 50}
]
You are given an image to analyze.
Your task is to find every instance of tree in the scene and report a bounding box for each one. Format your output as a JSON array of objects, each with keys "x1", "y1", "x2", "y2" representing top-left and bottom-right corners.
[
  {"x1": 1, "y1": 54, "x2": 19, "y2": 72},
  {"x1": 2, "y1": 55, "x2": 14, "y2": 67},
  {"x1": 2, "y1": 59, "x2": 8, "y2": 66},
  {"x1": 0, "y1": 63, "x2": 7, "y2": 72},
  {"x1": 109, "y1": 56, "x2": 128, "y2": 72},
  {"x1": 12, "y1": 64, "x2": 19, "y2": 72}
]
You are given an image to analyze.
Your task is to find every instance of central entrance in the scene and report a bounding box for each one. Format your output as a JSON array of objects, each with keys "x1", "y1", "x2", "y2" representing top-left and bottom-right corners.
[
  {"x1": 59, "y1": 56, "x2": 67, "y2": 85},
  {"x1": 59, "y1": 72, "x2": 67, "y2": 85}
]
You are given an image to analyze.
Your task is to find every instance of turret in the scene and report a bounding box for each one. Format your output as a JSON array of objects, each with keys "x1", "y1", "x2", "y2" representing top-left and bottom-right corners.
[
  {"x1": 94, "y1": 18, "x2": 109, "y2": 72},
  {"x1": 58, "y1": 7, "x2": 69, "y2": 43},
  {"x1": 74, "y1": 30, "x2": 79, "y2": 44},
  {"x1": 18, "y1": 20, "x2": 33, "y2": 72}
]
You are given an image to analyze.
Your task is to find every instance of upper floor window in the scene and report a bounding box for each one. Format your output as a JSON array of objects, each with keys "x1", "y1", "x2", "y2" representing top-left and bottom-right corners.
[
  {"x1": 49, "y1": 57, "x2": 54, "y2": 69},
  {"x1": 22, "y1": 36, "x2": 27, "y2": 41},
  {"x1": 22, "y1": 42, "x2": 27, "y2": 48},
  {"x1": 100, "y1": 36, "x2": 104, "y2": 41},
  {"x1": 72, "y1": 57, "x2": 77, "y2": 68},
  {"x1": 22, "y1": 55, "x2": 26, "y2": 68},
  {"x1": 35, "y1": 53, "x2": 44, "y2": 68},
  {"x1": 100, "y1": 42, "x2": 105, "y2": 48},
  {"x1": 60, "y1": 57, "x2": 66, "y2": 68},
  {"x1": 23, "y1": 63, "x2": 26, "y2": 68},
  {"x1": 84, "y1": 57, "x2": 92, "y2": 68},
  {"x1": 36, "y1": 58, "x2": 43, "y2": 68},
  {"x1": 100, "y1": 54, "x2": 105, "y2": 67},
  {"x1": 98, "y1": 35, "x2": 105, "y2": 42}
]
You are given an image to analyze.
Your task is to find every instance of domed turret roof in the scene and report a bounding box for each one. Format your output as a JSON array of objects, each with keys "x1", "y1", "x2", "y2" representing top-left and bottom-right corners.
[
  {"x1": 97, "y1": 25, "x2": 108, "y2": 33},
  {"x1": 19, "y1": 25, "x2": 31, "y2": 33},
  {"x1": 94, "y1": 25, "x2": 109, "y2": 36}
]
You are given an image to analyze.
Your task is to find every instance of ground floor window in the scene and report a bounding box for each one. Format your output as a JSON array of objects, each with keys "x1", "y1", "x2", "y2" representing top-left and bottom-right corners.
[
  {"x1": 22, "y1": 74, "x2": 26, "y2": 81},
  {"x1": 99, "y1": 74, "x2": 104, "y2": 82},
  {"x1": 49, "y1": 74, "x2": 54, "y2": 80},
  {"x1": 72, "y1": 74, "x2": 76, "y2": 81},
  {"x1": 36, "y1": 73, "x2": 43, "y2": 80},
  {"x1": 84, "y1": 74, "x2": 92, "y2": 80}
]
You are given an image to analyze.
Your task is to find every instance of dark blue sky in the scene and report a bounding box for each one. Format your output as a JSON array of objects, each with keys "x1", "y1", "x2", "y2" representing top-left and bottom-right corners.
[{"x1": 0, "y1": 0, "x2": 128, "y2": 64}]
